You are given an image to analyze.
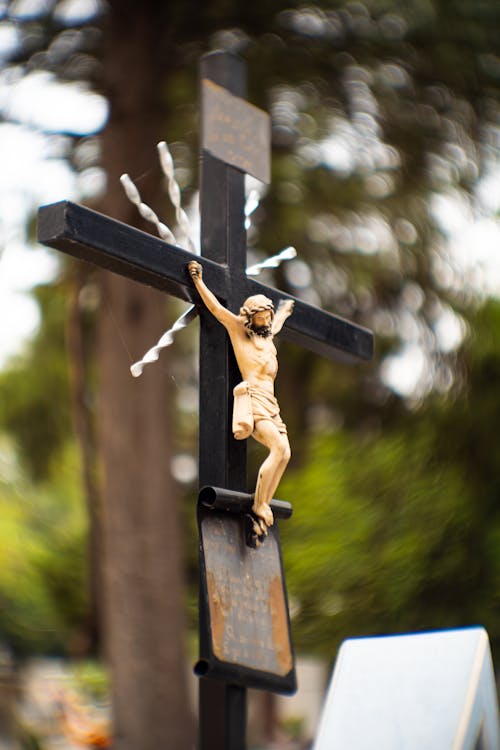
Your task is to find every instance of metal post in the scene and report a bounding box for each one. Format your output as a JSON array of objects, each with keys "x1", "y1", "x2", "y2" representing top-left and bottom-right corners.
[{"x1": 198, "y1": 51, "x2": 248, "y2": 750}]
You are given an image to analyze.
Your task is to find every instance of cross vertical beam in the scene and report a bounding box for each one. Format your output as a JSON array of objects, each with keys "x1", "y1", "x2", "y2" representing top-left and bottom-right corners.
[{"x1": 198, "y1": 51, "x2": 248, "y2": 750}]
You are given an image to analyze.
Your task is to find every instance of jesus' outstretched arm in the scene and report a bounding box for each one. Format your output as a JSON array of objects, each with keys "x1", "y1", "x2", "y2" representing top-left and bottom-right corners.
[
  {"x1": 188, "y1": 261, "x2": 239, "y2": 332},
  {"x1": 272, "y1": 299, "x2": 295, "y2": 334}
]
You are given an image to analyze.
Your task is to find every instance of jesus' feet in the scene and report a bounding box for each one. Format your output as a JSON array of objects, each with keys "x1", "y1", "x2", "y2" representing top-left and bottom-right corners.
[{"x1": 252, "y1": 501, "x2": 274, "y2": 530}]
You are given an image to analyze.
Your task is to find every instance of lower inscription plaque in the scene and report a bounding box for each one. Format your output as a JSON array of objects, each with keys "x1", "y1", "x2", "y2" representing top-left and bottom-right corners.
[{"x1": 197, "y1": 507, "x2": 296, "y2": 694}]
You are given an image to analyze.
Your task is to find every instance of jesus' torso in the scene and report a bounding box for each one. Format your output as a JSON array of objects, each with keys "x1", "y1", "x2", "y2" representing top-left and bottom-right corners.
[{"x1": 229, "y1": 328, "x2": 278, "y2": 394}]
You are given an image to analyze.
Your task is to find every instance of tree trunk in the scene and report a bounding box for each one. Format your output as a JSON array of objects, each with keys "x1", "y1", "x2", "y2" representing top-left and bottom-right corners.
[
  {"x1": 66, "y1": 261, "x2": 102, "y2": 654},
  {"x1": 96, "y1": 4, "x2": 194, "y2": 749}
]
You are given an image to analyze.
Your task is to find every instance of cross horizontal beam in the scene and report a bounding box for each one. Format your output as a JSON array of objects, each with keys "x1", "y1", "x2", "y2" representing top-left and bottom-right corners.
[{"x1": 38, "y1": 200, "x2": 373, "y2": 364}]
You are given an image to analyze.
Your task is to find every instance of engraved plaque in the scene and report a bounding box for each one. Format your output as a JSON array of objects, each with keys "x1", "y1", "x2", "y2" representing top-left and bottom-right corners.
[
  {"x1": 201, "y1": 79, "x2": 271, "y2": 184},
  {"x1": 197, "y1": 509, "x2": 296, "y2": 694}
]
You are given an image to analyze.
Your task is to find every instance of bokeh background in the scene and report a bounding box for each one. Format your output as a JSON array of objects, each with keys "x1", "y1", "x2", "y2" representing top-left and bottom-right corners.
[{"x1": 0, "y1": 0, "x2": 499, "y2": 748}]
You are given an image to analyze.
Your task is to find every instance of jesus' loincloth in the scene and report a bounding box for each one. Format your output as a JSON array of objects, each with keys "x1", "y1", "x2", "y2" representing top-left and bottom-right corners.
[{"x1": 232, "y1": 381, "x2": 287, "y2": 440}]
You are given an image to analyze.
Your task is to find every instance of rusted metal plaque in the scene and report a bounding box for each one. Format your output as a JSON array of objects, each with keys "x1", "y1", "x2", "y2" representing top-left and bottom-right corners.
[
  {"x1": 197, "y1": 510, "x2": 296, "y2": 694},
  {"x1": 201, "y1": 79, "x2": 271, "y2": 184}
]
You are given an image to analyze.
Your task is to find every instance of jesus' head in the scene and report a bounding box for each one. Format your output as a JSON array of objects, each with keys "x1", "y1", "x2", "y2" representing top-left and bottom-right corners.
[{"x1": 240, "y1": 294, "x2": 274, "y2": 337}]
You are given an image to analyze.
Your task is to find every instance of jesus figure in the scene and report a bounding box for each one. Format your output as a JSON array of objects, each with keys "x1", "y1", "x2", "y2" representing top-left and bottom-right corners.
[{"x1": 188, "y1": 261, "x2": 294, "y2": 537}]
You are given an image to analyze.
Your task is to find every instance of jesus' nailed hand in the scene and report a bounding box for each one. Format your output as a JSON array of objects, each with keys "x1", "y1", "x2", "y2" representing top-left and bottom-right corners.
[{"x1": 188, "y1": 260, "x2": 294, "y2": 539}]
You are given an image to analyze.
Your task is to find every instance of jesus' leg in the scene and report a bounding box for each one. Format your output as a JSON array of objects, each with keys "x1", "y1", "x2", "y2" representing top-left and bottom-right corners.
[{"x1": 252, "y1": 420, "x2": 291, "y2": 530}]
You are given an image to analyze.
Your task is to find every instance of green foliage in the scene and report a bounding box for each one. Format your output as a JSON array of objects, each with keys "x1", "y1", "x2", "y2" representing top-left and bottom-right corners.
[
  {"x1": 0, "y1": 278, "x2": 72, "y2": 481},
  {"x1": 281, "y1": 426, "x2": 474, "y2": 653},
  {"x1": 70, "y1": 660, "x2": 110, "y2": 703},
  {"x1": 419, "y1": 302, "x2": 500, "y2": 635},
  {"x1": 281, "y1": 301, "x2": 500, "y2": 658},
  {"x1": 0, "y1": 263, "x2": 91, "y2": 655},
  {"x1": 0, "y1": 437, "x2": 87, "y2": 655}
]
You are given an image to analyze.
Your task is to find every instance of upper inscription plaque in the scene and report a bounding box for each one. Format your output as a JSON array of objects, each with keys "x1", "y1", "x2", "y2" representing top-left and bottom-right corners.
[{"x1": 201, "y1": 79, "x2": 271, "y2": 184}]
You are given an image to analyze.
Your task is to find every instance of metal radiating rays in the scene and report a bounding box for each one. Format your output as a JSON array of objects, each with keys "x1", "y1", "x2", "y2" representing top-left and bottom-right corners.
[{"x1": 121, "y1": 141, "x2": 296, "y2": 377}]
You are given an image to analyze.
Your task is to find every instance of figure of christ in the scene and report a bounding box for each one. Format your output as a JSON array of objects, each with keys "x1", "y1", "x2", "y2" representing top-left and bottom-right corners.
[{"x1": 188, "y1": 261, "x2": 294, "y2": 536}]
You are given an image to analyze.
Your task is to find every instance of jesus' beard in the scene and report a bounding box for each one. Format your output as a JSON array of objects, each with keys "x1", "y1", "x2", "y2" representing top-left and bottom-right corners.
[{"x1": 250, "y1": 323, "x2": 273, "y2": 338}]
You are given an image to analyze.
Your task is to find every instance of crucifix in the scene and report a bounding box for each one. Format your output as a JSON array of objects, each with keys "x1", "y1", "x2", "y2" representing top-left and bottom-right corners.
[{"x1": 38, "y1": 51, "x2": 373, "y2": 750}]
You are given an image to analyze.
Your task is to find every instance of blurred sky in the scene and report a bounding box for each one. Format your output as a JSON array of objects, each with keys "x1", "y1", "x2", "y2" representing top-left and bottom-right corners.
[{"x1": 0, "y1": 67, "x2": 107, "y2": 367}]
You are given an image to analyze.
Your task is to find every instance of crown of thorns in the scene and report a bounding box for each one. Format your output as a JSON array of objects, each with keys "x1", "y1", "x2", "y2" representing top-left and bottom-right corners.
[{"x1": 240, "y1": 295, "x2": 274, "y2": 322}]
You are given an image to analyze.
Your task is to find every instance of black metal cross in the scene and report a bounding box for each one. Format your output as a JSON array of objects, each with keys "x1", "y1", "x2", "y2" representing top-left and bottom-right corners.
[{"x1": 38, "y1": 51, "x2": 373, "y2": 750}]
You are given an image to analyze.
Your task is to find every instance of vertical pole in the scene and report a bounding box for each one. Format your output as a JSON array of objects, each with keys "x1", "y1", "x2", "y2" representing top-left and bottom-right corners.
[{"x1": 198, "y1": 51, "x2": 248, "y2": 750}]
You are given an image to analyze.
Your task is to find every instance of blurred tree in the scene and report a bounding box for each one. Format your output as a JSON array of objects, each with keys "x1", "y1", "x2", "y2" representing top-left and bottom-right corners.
[
  {"x1": 1, "y1": 0, "x2": 500, "y2": 747},
  {"x1": 93, "y1": 5, "x2": 194, "y2": 749},
  {"x1": 281, "y1": 300, "x2": 500, "y2": 660},
  {"x1": 418, "y1": 301, "x2": 500, "y2": 649}
]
